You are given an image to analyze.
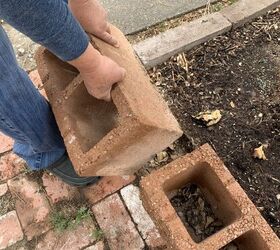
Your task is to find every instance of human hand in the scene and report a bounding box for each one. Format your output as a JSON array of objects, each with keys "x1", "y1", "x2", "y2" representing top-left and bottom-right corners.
[
  {"x1": 69, "y1": 0, "x2": 119, "y2": 47},
  {"x1": 68, "y1": 44, "x2": 126, "y2": 101}
]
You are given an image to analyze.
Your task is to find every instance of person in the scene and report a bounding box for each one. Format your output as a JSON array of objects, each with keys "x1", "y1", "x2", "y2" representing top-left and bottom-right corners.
[{"x1": 0, "y1": 0, "x2": 126, "y2": 186}]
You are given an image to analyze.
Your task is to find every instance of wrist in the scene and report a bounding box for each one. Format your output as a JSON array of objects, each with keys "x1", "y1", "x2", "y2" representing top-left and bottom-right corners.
[{"x1": 68, "y1": 43, "x2": 102, "y2": 73}]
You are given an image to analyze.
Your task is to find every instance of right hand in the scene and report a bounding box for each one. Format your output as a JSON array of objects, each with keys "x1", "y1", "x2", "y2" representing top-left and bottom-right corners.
[
  {"x1": 81, "y1": 55, "x2": 126, "y2": 101},
  {"x1": 68, "y1": 44, "x2": 126, "y2": 101}
]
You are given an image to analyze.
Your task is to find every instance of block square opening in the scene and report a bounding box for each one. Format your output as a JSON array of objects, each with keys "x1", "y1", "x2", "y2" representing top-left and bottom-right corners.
[
  {"x1": 163, "y1": 162, "x2": 242, "y2": 243},
  {"x1": 64, "y1": 83, "x2": 120, "y2": 153},
  {"x1": 220, "y1": 230, "x2": 269, "y2": 250}
]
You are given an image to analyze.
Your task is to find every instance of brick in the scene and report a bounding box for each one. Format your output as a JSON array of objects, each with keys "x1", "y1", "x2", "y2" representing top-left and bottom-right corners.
[
  {"x1": 121, "y1": 185, "x2": 165, "y2": 248},
  {"x1": 0, "y1": 153, "x2": 26, "y2": 181},
  {"x1": 8, "y1": 175, "x2": 51, "y2": 240},
  {"x1": 133, "y1": 12, "x2": 232, "y2": 68},
  {"x1": 42, "y1": 172, "x2": 80, "y2": 204},
  {"x1": 84, "y1": 241, "x2": 105, "y2": 250},
  {"x1": 35, "y1": 218, "x2": 96, "y2": 250},
  {"x1": 83, "y1": 176, "x2": 135, "y2": 204},
  {"x1": 92, "y1": 193, "x2": 144, "y2": 250},
  {"x1": 221, "y1": 0, "x2": 280, "y2": 28},
  {"x1": 29, "y1": 70, "x2": 47, "y2": 99},
  {"x1": 35, "y1": 25, "x2": 182, "y2": 176},
  {"x1": 0, "y1": 183, "x2": 8, "y2": 197},
  {"x1": 0, "y1": 211, "x2": 23, "y2": 249},
  {"x1": 0, "y1": 132, "x2": 13, "y2": 154},
  {"x1": 140, "y1": 144, "x2": 280, "y2": 249}
]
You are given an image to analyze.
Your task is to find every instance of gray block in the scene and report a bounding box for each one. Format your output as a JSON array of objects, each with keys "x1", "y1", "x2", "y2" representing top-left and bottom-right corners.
[
  {"x1": 100, "y1": 0, "x2": 216, "y2": 34},
  {"x1": 221, "y1": 0, "x2": 280, "y2": 28},
  {"x1": 133, "y1": 12, "x2": 232, "y2": 68}
]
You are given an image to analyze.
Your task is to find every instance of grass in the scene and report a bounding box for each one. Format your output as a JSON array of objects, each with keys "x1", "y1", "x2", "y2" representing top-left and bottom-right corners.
[
  {"x1": 50, "y1": 206, "x2": 91, "y2": 232},
  {"x1": 91, "y1": 229, "x2": 105, "y2": 241}
]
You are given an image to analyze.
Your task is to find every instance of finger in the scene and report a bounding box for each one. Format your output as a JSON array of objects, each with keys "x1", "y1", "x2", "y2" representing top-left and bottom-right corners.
[
  {"x1": 106, "y1": 23, "x2": 111, "y2": 34},
  {"x1": 101, "y1": 32, "x2": 120, "y2": 48}
]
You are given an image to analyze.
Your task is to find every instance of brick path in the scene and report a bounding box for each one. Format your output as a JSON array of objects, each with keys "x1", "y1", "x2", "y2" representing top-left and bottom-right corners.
[{"x1": 0, "y1": 146, "x2": 164, "y2": 250}]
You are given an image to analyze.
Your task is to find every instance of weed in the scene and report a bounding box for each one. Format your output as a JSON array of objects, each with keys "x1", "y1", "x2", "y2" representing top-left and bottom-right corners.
[
  {"x1": 50, "y1": 206, "x2": 91, "y2": 232},
  {"x1": 91, "y1": 229, "x2": 104, "y2": 241}
]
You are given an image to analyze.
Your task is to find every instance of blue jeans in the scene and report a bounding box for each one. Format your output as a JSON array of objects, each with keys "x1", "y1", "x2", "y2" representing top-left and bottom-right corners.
[{"x1": 0, "y1": 26, "x2": 65, "y2": 170}]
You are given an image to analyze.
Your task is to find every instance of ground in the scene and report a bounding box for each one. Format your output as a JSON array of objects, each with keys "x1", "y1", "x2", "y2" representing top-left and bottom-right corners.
[
  {"x1": 0, "y1": 1, "x2": 279, "y2": 250},
  {"x1": 147, "y1": 7, "x2": 280, "y2": 237}
]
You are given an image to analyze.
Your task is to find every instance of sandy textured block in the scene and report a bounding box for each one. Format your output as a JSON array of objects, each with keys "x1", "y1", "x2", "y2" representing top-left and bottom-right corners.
[
  {"x1": 133, "y1": 12, "x2": 232, "y2": 68},
  {"x1": 0, "y1": 132, "x2": 13, "y2": 154},
  {"x1": 140, "y1": 144, "x2": 280, "y2": 249},
  {"x1": 36, "y1": 25, "x2": 182, "y2": 176},
  {"x1": 221, "y1": 0, "x2": 280, "y2": 28}
]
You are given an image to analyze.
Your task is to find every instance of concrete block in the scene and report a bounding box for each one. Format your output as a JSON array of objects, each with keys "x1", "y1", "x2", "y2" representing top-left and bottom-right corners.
[
  {"x1": 133, "y1": 12, "x2": 232, "y2": 68},
  {"x1": 140, "y1": 144, "x2": 280, "y2": 249},
  {"x1": 221, "y1": 0, "x2": 280, "y2": 28},
  {"x1": 36, "y1": 26, "x2": 182, "y2": 176}
]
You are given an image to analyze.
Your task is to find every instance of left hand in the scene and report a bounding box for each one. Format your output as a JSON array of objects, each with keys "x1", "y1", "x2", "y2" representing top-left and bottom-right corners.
[{"x1": 69, "y1": 0, "x2": 119, "y2": 47}]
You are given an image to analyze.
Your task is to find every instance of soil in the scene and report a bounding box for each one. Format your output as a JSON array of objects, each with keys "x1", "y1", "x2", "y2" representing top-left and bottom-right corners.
[{"x1": 149, "y1": 8, "x2": 280, "y2": 237}]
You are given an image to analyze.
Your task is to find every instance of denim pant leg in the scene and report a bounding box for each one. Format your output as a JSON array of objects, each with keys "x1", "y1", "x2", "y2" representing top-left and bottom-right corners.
[{"x1": 0, "y1": 26, "x2": 65, "y2": 170}]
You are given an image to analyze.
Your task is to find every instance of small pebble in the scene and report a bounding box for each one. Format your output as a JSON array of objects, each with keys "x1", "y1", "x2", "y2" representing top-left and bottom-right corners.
[{"x1": 17, "y1": 48, "x2": 25, "y2": 56}]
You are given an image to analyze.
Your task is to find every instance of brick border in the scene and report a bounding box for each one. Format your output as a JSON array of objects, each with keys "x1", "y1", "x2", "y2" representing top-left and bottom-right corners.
[
  {"x1": 133, "y1": 0, "x2": 280, "y2": 68},
  {"x1": 140, "y1": 144, "x2": 280, "y2": 249}
]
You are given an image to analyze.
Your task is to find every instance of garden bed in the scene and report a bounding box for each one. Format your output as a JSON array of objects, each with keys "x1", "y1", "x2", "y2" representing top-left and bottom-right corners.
[{"x1": 148, "y1": 8, "x2": 280, "y2": 237}]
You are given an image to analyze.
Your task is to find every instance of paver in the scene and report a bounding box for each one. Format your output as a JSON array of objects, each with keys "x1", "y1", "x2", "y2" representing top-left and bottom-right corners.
[
  {"x1": 0, "y1": 153, "x2": 26, "y2": 181},
  {"x1": 8, "y1": 175, "x2": 51, "y2": 240},
  {"x1": 100, "y1": 0, "x2": 216, "y2": 34},
  {"x1": 140, "y1": 144, "x2": 280, "y2": 249},
  {"x1": 29, "y1": 70, "x2": 47, "y2": 99},
  {"x1": 92, "y1": 193, "x2": 145, "y2": 250},
  {"x1": 0, "y1": 132, "x2": 13, "y2": 154},
  {"x1": 0, "y1": 211, "x2": 23, "y2": 249},
  {"x1": 0, "y1": 183, "x2": 8, "y2": 197},
  {"x1": 36, "y1": 218, "x2": 96, "y2": 250},
  {"x1": 36, "y1": 25, "x2": 182, "y2": 176},
  {"x1": 84, "y1": 242, "x2": 105, "y2": 250},
  {"x1": 221, "y1": 0, "x2": 280, "y2": 28},
  {"x1": 121, "y1": 185, "x2": 165, "y2": 248},
  {"x1": 42, "y1": 172, "x2": 80, "y2": 203},
  {"x1": 133, "y1": 12, "x2": 232, "y2": 68},
  {"x1": 83, "y1": 175, "x2": 135, "y2": 205}
]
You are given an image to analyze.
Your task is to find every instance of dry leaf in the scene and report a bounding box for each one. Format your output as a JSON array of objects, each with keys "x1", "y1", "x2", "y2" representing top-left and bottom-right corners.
[
  {"x1": 155, "y1": 151, "x2": 169, "y2": 163},
  {"x1": 253, "y1": 144, "x2": 268, "y2": 160},
  {"x1": 193, "y1": 110, "x2": 222, "y2": 126},
  {"x1": 176, "y1": 53, "x2": 189, "y2": 72}
]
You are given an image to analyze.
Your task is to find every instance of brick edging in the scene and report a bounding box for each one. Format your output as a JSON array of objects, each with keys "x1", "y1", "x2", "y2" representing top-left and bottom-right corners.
[{"x1": 133, "y1": 0, "x2": 280, "y2": 69}]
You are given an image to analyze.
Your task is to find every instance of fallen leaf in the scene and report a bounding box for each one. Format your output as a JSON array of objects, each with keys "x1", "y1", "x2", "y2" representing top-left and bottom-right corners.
[
  {"x1": 155, "y1": 151, "x2": 169, "y2": 163},
  {"x1": 253, "y1": 144, "x2": 268, "y2": 160},
  {"x1": 193, "y1": 110, "x2": 222, "y2": 126}
]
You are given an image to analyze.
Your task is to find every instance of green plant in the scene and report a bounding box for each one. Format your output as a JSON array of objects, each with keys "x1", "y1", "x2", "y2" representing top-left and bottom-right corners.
[
  {"x1": 50, "y1": 206, "x2": 91, "y2": 232},
  {"x1": 91, "y1": 229, "x2": 104, "y2": 241}
]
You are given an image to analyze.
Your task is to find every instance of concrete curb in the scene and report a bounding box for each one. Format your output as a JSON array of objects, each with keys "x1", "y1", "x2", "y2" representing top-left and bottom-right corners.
[{"x1": 133, "y1": 0, "x2": 280, "y2": 69}]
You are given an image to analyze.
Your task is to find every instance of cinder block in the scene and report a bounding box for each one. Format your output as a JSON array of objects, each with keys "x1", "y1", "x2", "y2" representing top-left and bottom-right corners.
[
  {"x1": 35, "y1": 26, "x2": 182, "y2": 176},
  {"x1": 140, "y1": 144, "x2": 280, "y2": 250},
  {"x1": 221, "y1": 0, "x2": 280, "y2": 28},
  {"x1": 133, "y1": 12, "x2": 232, "y2": 68}
]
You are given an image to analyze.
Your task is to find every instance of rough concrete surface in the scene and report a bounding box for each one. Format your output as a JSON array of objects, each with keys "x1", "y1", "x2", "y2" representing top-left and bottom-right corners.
[
  {"x1": 100, "y1": 0, "x2": 216, "y2": 34},
  {"x1": 134, "y1": 12, "x2": 232, "y2": 68}
]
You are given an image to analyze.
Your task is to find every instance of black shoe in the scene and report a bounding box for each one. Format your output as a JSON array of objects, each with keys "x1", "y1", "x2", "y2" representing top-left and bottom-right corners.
[{"x1": 47, "y1": 154, "x2": 100, "y2": 187}]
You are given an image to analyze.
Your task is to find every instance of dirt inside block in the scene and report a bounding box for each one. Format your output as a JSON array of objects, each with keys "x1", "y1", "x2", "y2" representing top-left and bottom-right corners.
[
  {"x1": 150, "y1": 8, "x2": 280, "y2": 236},
  {"x1": 220, "y1": 230, "x2": 269, "y2": 250},
  {"x1": 170, "y1": 184, "x2": 224, "y2": 243},
  {"x1": 64, "y1": 84, "x2": 119, "y2": 153}
]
